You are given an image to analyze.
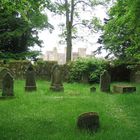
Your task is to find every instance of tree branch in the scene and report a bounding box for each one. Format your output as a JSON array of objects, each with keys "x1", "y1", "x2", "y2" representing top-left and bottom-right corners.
[
  {"x1": 74, "y1": 0, "x2": 91, "y2": 7},
  {"x1": 71, "y1": 0, "x2": 74, "y2": 24}
]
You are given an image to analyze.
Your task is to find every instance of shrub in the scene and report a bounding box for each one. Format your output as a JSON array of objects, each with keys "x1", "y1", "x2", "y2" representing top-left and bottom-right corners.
[{"x1": 67, "y1": 57, "x2": 109, "y2": 83}]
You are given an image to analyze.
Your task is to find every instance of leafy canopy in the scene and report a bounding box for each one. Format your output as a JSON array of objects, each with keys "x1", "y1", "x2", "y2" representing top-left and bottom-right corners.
[{"x1": 97, "y1": 0, "x2": 140, "y2": 62}]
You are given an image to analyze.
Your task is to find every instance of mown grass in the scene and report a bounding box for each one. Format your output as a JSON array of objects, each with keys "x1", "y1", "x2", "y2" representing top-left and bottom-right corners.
[{"x1": 0, "y1": 80, "x2": 140, "y2": 140}]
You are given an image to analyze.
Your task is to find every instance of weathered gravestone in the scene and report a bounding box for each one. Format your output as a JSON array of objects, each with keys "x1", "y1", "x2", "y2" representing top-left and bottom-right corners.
[
  {"x1": 90, "y1": 86, "x2": 96, "y2": 93},
  {"x1": 81, "y1": 73, "x2": 89, "y2": 83},
  {"x1": 50, "y1": 64, "x2": 64, "y2": 91},
  {"x1": 25, "y1": 64, "x2": 37, "y2": 91},
  {"x1": 0, "y1": 68, "x2": 10, "y2": 89},
  {"x1": 77, "y1": 112, "x2": 100, "y2": 132},
  {"x1": 134, "y1": 71, "x2": 140, "y2": 83},
  {"x1": 113, "y1": 85, "x2": 136, "y2": 94},
  {"x1": 100, "y1": 70, "x2": 111, "y2": 92},
  {"x1": 2, "y1": 72, "x2": 14, "y2": 96}
]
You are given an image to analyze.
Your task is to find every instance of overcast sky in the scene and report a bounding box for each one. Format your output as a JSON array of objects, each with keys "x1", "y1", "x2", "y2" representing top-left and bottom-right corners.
[{"x1": 36, "y1": 4, "x2": 108, "y2": 57}]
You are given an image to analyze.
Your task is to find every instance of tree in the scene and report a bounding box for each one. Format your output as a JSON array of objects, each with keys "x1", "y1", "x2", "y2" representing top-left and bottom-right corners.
[
  {"x1": 51, "y1": 0, "x2": 109, "y2": 62},
  {"x1": 0, "y1": 0, "x2": 53, "y2": 60},
  {"x1": 97, "y1": 0, "x2": 140, "y2": 62}
]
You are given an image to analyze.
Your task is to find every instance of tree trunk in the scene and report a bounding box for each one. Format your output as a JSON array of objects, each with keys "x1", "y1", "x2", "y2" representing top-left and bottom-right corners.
[
  {"x1": 66, "y1": 21, "x2": 72, "y2": 62},
  {"x1": 65, "y1": 0, "x2": 74, "y2": 63}
]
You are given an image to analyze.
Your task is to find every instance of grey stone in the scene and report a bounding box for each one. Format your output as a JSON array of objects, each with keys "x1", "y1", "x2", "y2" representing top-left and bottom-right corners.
[
  {"x1": 113, "y1": 85, "x2": 136, "y2": 93},
  {"x1": 25, "y1": 64, "x2": 37, "y2": 91},
  {"x1": 77, "y1": 112, "x2": 100, "y2": 132},
  {"x1": 2, "y1": 72, "x2": 14, "y2": 96},
  {"x1": 100, "y1": 70, "x2": 111, "y2": 92},
  {"x1": 50, "y1": 64, "x2": 64, "y2": 91}
]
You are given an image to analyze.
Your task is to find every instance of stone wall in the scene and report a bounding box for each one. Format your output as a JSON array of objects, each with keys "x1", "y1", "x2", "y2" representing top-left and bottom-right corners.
[
  {"x1": 0, "y1": 60, "x2": 30, "y2": 79},
  {"x1": 34, "y1": 61, "x2": 57, "y2": 80},
  {"x1": 0, "y1": 60, "x2": 57, "y2": 80},
  {"x1": 0, "y1": 60, "x2": 140, "y2": 83}
]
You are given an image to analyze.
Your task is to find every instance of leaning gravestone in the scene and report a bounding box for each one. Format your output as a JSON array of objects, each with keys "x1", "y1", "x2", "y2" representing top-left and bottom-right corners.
[
  {"x1": 77, "y1": 112, "x2": 100, "y2": 132},
  {"x1": 2, "y1": 72, "x2": 14, "y2": 96},
  {"x1": 25, "y1": 64, "x2": 37, "y2": 91},
  {"x1": 100, "y1": 70, "x2": 111, "y2": 92},
  {"x1": 50, "y1": 64, "x2": 64, "y2": 91},
  {"x1": 0, "y1": 68, "x2": 10, "y2": 89}
]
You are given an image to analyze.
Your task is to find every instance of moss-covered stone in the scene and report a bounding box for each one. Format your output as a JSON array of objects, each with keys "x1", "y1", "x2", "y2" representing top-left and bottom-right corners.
[{"x1": 77, "y1": 112, "x2": 100, "y2": 132}]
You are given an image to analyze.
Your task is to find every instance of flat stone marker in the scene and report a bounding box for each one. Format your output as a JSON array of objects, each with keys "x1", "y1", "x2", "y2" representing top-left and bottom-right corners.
[
  {"x1": 50, "y1": 64, "x2": 64, "y2": 91},
  {"x1": 113, "y1": 85, "x2": 136, "y2": 93},
  {"x1": 100, "y1": 70, "x2": 111, "y2": 92},
  {"x1": 77, "y1": 112, "x2": 100, "y2": 132},
  {"x1": 25, "y1": 64, "x2": 37, "y2": 91},
  {"x1": 2, "y1": 72, "x2": 14, "y2": 96}
]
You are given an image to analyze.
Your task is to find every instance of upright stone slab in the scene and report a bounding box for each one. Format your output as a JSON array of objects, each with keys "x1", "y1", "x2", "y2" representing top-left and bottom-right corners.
[
  {"x1": 134, "y1": 71, "x2": 140, "y2": 83},
  {"x1": 50, "y1": 64, "x2": 64, "y2": 91},
  {"x1": 77, "y1": 112, "x2": 100, "y2": 132},
  {"x1": 2, "y1": 72, "x2": 14, "y2": 96},
  {"x1": 90, "y1": 86, "x2": 96, "y2": 93},
  {"x1": 25, "y1": 64, "x2": 37, "y2": 91},
  {"x1": 100, "y1": 70, "x2": 111, "y2": 92},
  {"x1": 0, "y1": 68, "x2": 10, "y2": 89}
]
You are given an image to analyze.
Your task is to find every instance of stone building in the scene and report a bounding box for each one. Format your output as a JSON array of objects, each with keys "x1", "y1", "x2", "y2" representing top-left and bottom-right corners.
[{"x1": 43, "y1": 47, "x2": 92, "y2": 64}]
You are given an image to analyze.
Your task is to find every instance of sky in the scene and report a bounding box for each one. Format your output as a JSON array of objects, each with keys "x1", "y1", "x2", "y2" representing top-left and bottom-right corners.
[{"x1": 36, "y1": 4, "x2": 108, "y2": 57}]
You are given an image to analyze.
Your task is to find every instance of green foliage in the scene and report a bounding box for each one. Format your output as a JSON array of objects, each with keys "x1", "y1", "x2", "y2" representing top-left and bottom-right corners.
[
  {"x1": 0, "y1": 0, "x2": 52, "y2": 60},
  {"x1": 97, "y1": 0, "x2": 140, "y2": 62},
  {"x1": 0, "y1": 51, "x2": 41, "y2": 61},
  {"x1": 67, "y1": 57, "x2": 109, "y2": 82}
]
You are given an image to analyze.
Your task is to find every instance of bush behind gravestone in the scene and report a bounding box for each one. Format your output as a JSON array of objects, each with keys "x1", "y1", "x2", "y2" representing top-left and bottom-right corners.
[{"x1": 66, "y1": 58, "x2": 109, "y2": 83}]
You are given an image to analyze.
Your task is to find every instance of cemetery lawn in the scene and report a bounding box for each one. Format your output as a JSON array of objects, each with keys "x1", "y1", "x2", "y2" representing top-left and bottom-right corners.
[{"x1": 0, "y1": 80, "x2": 140, "y2": 140}]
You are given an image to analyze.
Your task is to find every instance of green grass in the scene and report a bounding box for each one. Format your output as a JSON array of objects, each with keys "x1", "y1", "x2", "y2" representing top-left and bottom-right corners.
[{"x1": 0, "y1": 80, "x2": 140, "y2": 140}]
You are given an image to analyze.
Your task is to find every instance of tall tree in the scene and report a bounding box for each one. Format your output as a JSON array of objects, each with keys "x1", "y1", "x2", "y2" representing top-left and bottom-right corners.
[
  {"x1": 0, "y1": 0, "x2": 53, "y2": 60},
  {"x1": 52, "y1": 0, "x2": 109, "y2": 62}
]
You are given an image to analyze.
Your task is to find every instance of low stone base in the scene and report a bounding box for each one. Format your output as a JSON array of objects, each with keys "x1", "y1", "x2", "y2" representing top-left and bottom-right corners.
[
  {"x1": 77, "y1": 112, "x2": 100, "y2": 132},
  {"x1": 113, "y1": 85, "x2": 136, "y2": 93},
  {"x1": 25, "y1": 86, "x2": 37, "y2": 91},
  {"x1": 0, "y1": 96, "x2": 15, "y2": 100},
  {"x1": 50, "y1": 85, "x2": 64, "y2": 92}
]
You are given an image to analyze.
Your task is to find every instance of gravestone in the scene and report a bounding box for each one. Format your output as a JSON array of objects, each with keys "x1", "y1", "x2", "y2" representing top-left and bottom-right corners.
[
  {"x1": 77, "y1": 112, "x2": 100, "y2": 132},
  {"x1": 0, "y1": 68, "x2": 10, "y2": 89},
  {"x1": 81, "y1": 73, "x2": 89, "y2": 83},
  {"x1": 2, "y1": 72, "x2": 14, "y2": 96},
  {"x1": 113, "y1": 85, "x2": 136, "y2": 93},
  {"x1": 134, "y1": 71, "x2": 140, "y2": 83},
  {"x1": 50, "y1": 64, "x2": 64, "y2": 91},
  {"x1": 100, "y1": 70, "x2": 111, "y2": 92},
  {"x1": 90, "y1": 86, "x2": 96, "y2": 93},
  {"x1": 25, "y1": 64, "x2": 37, "y2": 91}
]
